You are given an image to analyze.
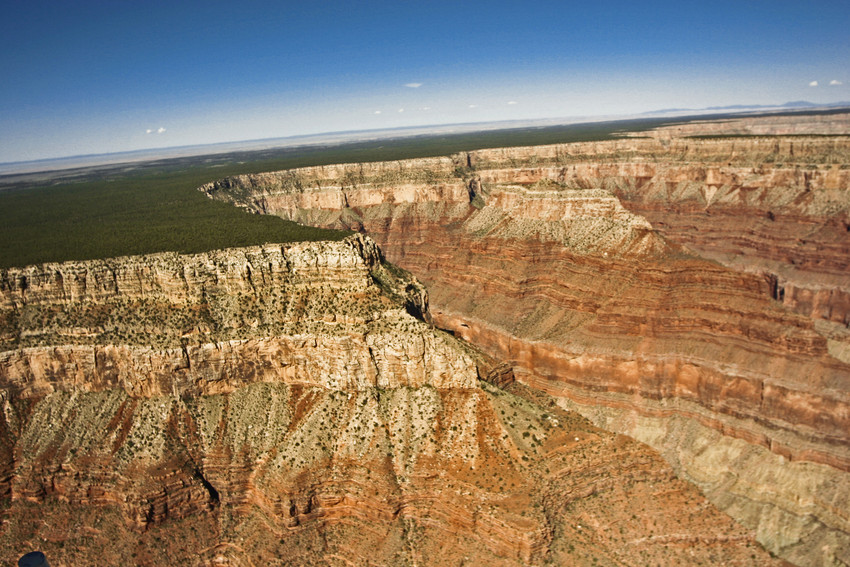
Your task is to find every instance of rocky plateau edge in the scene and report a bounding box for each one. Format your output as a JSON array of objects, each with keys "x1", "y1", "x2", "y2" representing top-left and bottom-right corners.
[
  {"x1": 200, "y1": 131, "x2": 850, "y2": 566},
  {"x1": 0, "y1": 235, "x2": 782, "y2": 566}
]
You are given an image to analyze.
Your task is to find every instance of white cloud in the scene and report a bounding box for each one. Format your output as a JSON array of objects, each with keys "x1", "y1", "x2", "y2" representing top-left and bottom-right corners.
[
  {"x1": 374, "y1": 110, "x2": 382, "y2": 114},
  {"x1": 157, "y1": 127, "x2": 166, "y2": 134},
  {"x1": 809, "y1": 80, "x2": 819, "y2": 87},
  {"x1": 398, "y1": 108, "x2": 404, "y2": 113},
  {"x1": 404, "y1": 82, "x2": 422, "y2": 88},
  {"x1": 468, "y1": 104, "x2": 478, "y2": 108},
  {"x1": 146, "y1": 129, "x2": 153, "y2": 134},
  {"x1": 830, "y1": 80, "x2": 843, "y2": 86},
  {"x1": 420, "y1": 106, "x2": 431, "y2": 111},
  {"x1": 507, "y1": 100, "x2": 518, "y2": 105}
]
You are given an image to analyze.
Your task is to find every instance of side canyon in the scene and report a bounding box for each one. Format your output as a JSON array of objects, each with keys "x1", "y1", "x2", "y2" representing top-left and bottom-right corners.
[{"x1": 200, "y1": 117, "x2": 850, "y2": 566}]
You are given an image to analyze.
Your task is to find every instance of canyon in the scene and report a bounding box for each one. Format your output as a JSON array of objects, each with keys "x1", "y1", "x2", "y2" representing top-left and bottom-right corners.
[
  {"x1": 0, "y1": 235, "x2": 782, "y2": 565},
  {"x1": 198, "y1": 116, "x2": 850, "y2": 566},
  {"x1": 0, "y1": 112, "x2": 847, "y2": 566}
]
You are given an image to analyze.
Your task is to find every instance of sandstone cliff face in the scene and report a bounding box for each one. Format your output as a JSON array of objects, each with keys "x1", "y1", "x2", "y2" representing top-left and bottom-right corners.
[
  {"x1": 201, "y1": 128, "x2": 850, "y2": 566},
  {"x1": 0, "y1": 383, "x2": 781, "y2": 566},
  {"x1": 1, "y1": 234, "x2": 467, "y2": 396},
  {"x1": 0, "y1": 236, "x2": 779, "y2": 566}
]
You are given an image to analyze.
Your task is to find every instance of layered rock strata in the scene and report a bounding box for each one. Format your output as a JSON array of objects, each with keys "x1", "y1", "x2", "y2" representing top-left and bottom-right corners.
[
  {"x1": 639, "y1": 110, "x2": 850, "y2": 138},
  {"x1": 200, "y1": 130, "x2": 850, "y2": 566},
  {"x1": 0, "y1": 234, "x2": 467, "y2": 395},
  {"x1": 0, "y1": 236, "x2": 779, "y2": 565}
]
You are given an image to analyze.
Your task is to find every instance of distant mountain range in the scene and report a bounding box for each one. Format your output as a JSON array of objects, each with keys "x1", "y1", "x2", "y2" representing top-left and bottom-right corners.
[{"x1": 643, "y1": 100, "x2": 850, "y2": 115}]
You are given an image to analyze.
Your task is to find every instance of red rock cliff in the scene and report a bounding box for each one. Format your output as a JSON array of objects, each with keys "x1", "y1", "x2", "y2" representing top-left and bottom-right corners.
[
  {"x1": 200, "y1": 130, "x2": 850, "y2": 566},
  {"x1": 0, "y1": 237, "x2": 779, "y2": 566}
]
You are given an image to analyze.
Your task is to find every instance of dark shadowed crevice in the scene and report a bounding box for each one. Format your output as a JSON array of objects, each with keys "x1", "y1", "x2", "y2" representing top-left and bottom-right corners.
[{"x1": 194, "y1": 468, "x2": 220, "y2": 507}]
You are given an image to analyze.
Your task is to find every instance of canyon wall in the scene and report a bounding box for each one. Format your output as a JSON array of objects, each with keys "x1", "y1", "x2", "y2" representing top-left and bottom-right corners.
[
  {"x1": 0, "y1": 236, "x2": 779, "y2": 565},
  {"x1": 201, "y1": 131, "x2": 850, "y2": 566},
  {"x1": 0, "y1": 235, "x2": 469, "y2": 396}
]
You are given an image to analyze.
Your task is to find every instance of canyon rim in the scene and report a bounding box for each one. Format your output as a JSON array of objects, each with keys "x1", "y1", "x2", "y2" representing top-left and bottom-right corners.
[
  {"x1": 0, "y1": 111, "x2": 848, "y2": 566},
  {"x1": 200, "y1": 112, "x2": 850, "y2": 566}
]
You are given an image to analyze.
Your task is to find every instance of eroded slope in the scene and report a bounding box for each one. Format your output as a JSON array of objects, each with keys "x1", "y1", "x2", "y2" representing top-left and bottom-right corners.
[
  {"x1": 200, "y1": 127, "x2": 850, "y2": 566},
  {"x1": 0, "y1": 236, "x2": 778, "y2": 566}
]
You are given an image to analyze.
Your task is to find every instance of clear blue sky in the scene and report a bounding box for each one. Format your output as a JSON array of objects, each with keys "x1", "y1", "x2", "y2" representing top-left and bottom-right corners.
[{"x1": 1, "y1": 0, "x2": 848, "y2": 163}]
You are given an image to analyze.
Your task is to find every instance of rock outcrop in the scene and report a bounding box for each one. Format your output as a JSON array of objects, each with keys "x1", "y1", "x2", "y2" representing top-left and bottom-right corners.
[
  {"x1": 0, "y1": 235, "x2": 468, "y2": 396},
  {"x1": 200, "y1": 124, "x2": 850, "y2": 566},
  {"x1": 0, "y1": 236, "x2": 780, "y2": 565}
]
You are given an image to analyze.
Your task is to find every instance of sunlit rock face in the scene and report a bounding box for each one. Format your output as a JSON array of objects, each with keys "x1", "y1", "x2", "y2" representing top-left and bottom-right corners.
[
  {"x1": 203, "y1": 126, "x2": 850, "y2": 566},
  {"x1": 0, "y1": 235, "x2": 780, "y2": 566},
  {"x1": 0, "y1": 235, "x2": 470, "y2": 396}
]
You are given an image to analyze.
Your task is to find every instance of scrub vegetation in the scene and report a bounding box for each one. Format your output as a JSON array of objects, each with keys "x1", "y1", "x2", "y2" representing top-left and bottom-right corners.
[{"x1": 0, "y1": 170, "x2": 350, "y2": 269}]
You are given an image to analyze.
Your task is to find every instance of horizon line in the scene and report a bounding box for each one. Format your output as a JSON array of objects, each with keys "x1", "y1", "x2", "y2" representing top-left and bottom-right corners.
[{"x1": 3, "y1": 101, "x2": 849, "y2": 175}]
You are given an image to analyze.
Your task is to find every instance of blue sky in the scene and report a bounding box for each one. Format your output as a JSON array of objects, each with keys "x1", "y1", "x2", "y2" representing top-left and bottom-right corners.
[{"x1": 1, "y1": 0, "x2": 848, "y2": 163}]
